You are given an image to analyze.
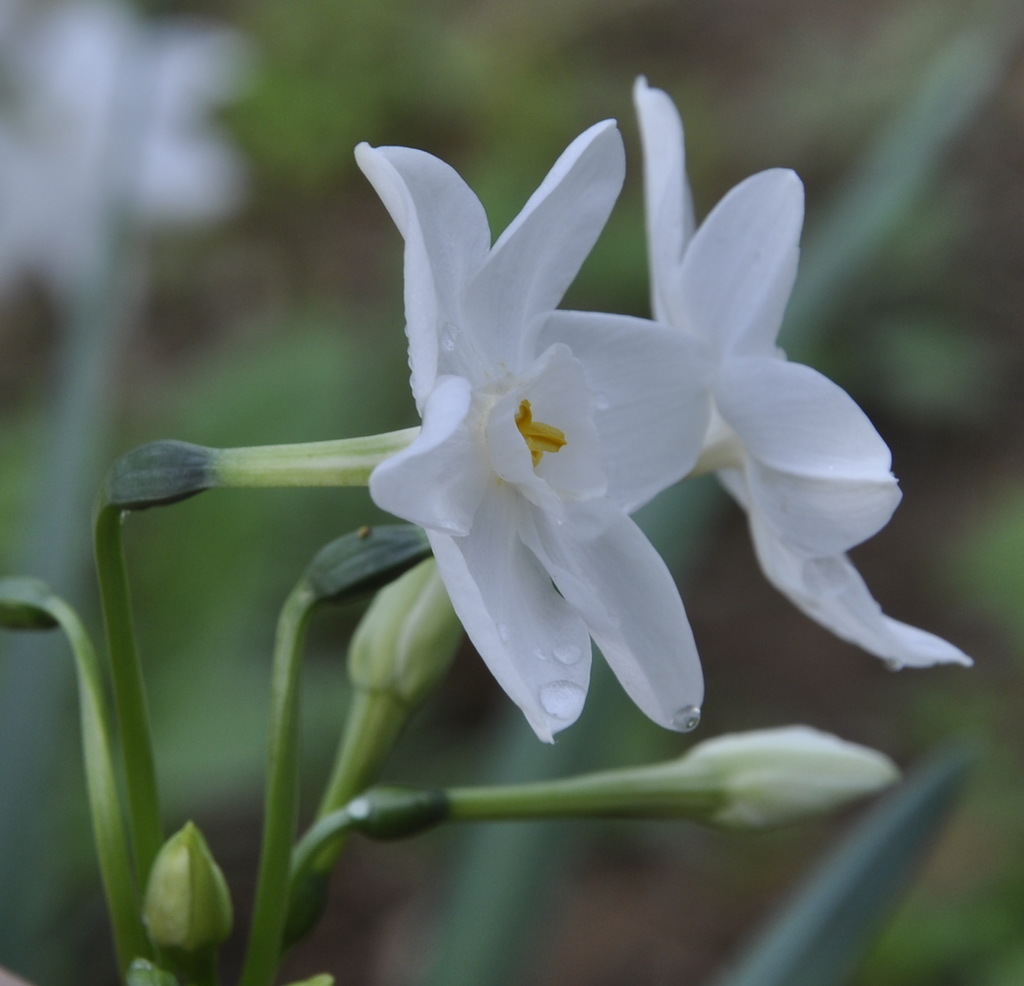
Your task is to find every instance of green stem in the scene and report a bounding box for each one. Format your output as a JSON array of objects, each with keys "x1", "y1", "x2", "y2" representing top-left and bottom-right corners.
[
  {"x1": 239, "y1": 580, "x2": 318, "y2": 986},
  {"x1": 311, "y1": 688, "x2": 408, "y2": 868},
  {"x1": 288, "y1": 808, "x2": 355, "y2": 912},
  {"x1": 47, "y1": 596, "x2": 151, "y2": 973},
  {"x1": 317, "y1": 688, "x2": 407, "y2": 818},
  {"x1": 172, "y1": 945, "x2": 220, "y2": 986},
  {"x1": 444, "y1": 766, "x2": 721, "y2": 822},
  {"x1": 212, "y1": 429, "x2": 418, "y2": 489},
  {"x1": 93, "y1": 503, "x2": 164, "y2": 886}
]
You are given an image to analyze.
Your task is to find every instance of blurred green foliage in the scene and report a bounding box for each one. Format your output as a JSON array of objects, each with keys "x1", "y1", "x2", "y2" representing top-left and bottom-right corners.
[{"x1": 1, "y1": 0, "x2": 1022, "y2": 983}]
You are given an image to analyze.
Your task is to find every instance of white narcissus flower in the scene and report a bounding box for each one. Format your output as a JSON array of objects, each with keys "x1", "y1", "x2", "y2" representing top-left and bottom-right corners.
[
  {"x1": 357, "y1": 121, "x2": 712, "y2": 741},
  {"x1": 633, "y1": 77, "x2": 971, "y2": 671},
  {"x1": 0, "y1": 0, "x2": 247, "y2": 298}
]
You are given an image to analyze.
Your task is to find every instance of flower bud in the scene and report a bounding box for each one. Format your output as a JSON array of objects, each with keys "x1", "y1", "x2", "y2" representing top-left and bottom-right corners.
[
  {"x1": 445, "y1": 725, "x2": 898, "y2": 829},
  {"x1": 682, "y1": 726, "x2": 900, "y2": 828},
  {"x1": 348, "y1": 558, "x2": 461, "y2": 707},
  {"x1": 283, "y1": 976, "x2": 334, "y2": 986},
  {"x1": 143, "y1": 822, "x2": 232, "y2": 953}
]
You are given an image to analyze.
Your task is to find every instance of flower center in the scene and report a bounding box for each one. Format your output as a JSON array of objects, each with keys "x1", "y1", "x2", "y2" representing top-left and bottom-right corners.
[{"x1": 515, "y1": 399, "x2": 566, "y2": 466}]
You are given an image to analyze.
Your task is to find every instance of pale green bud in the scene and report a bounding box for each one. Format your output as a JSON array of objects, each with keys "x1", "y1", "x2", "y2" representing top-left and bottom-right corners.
[
  {"x1": 682, "y1": 726, "x2": 900, "y2": 828},
  {"x1": 443, "y1": 725, "x2": 898, "y2": 829},
  {"x1": 348, "y1": 558, "x2": 461, "y2": 706},
  {"x1": 283, "y1": 976, "x2": 334, "y2": 986},
  {"x1": 143, "y1": 822, "x2": 233, "y2": 953}
]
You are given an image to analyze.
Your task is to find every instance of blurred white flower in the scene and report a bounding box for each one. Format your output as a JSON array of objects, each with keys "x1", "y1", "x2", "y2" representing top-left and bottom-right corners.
[
  {"x1": 0, "y1": 0, "x2": 248, "y2": 297},
  {"x1": 634, "y1": 77, "x2": 971, "y2": 670},
  {"x1": 357, "y1": 121, "x2": 710, "y2": 741}
]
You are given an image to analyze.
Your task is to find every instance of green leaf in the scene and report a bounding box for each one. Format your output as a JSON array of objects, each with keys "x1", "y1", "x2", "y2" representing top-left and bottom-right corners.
[
  {"x1": 784, "y1": 16, "x2": 1018, "y2": 356},
  {"x1": 710, "y1": 746, "x2": 973, "y2": 986}
]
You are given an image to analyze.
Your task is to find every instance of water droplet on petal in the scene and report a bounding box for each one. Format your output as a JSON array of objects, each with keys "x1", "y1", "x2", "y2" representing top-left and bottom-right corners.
[
  {"x1": 553, "y1": 643, "x2": 583, "y2": 666},
  {"x1": 440, "y1": 323, "x2": 458, "y2": 352},
  {"x1": 496, "y1": 622, "x2": 511, "y2": 643},
  {"x1": 533, "y1": 648, "x2": 549, "y2": 662},
  {"x1": 884, "y1": 659, "x2": 904, "y2": 672},
  {"x1": 539, "y1": 680, "x2": 585, "y2": 720},
  {"x1": 672, "y1": 706, "x2": 701, "y2": 732},
  {"x1": 593, "y1": 392, "x2": 611, "y2": 411}
]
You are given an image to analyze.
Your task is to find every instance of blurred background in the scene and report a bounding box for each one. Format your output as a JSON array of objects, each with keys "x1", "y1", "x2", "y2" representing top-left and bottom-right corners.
[{"x1": 0, "y1": 0, "x2": 1022, "y2": 984}]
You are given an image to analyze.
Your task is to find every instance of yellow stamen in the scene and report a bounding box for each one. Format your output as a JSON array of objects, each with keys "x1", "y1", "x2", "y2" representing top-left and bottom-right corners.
[{"x1": 515, "y1": 399, "x2": 567, "y2": 467}]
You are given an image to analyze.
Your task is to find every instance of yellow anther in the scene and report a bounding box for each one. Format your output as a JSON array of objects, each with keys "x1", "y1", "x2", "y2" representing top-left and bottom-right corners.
[{"x1": 515, "y1": 399, "x2": 566, "y2": 466}]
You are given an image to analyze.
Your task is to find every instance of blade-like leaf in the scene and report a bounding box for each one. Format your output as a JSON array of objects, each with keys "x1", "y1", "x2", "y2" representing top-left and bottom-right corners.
[{"x1": 711, "y1": 745, "x2": 973, "y2": 986}]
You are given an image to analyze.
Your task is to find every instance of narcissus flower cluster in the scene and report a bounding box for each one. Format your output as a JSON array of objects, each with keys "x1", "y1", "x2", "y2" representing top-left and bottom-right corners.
[{"x1": 358, "y1": 80, "x2": 971, "y2": 742}]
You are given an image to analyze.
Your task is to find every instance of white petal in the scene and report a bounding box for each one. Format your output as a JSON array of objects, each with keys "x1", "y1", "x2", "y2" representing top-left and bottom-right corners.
[
  {"x1": 717, "y1": 357, "x2": 901, "y2": 554},
  {"x1": 540, "y1": 310, "x2": 712, "y2": 512},
  {"x1": 369, "y1": 376, "x2": 489, "y2": 536},
  {"x1": 355, "y1": 143, "x2": 491, "y2": 404},
  {"x1": 462, "y1": 120, "x2": 625, "y2": 370},
  {"x1": 429, "y1": 490, "x2": 593, "y2": 742},
  {"x1": 722, "y1": 470, "x2": 972, "y2": 669},
  {"x1": 675, "y1": 169, "x2": 803, "y2": 356},
  {"x1": 524, "y1": 501, "x2": 704, "y2": 731},
  {"x1": 633, "y1": 77, "x2": 695, "y2": 324}
]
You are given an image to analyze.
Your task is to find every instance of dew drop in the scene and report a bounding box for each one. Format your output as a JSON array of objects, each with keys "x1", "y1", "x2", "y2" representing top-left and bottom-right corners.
[
  {"x1": 533, "y1": 648, "x2": 549, "y2": 662},
  {"x1": 496, "y1": 622, "x2": 511, "y2": 642},
  {"x1": 552, "y1": 643, "x2": 583, "y2": 666},
  {"x1": 539, "y1": 680, "x2": 585, "y2": 720},
  {"x1": 672, "y1": 705, "x2": 702, "y2": 732},
  {"x1": 440, "y1": 323, "x2": 458, "y2": 352}
]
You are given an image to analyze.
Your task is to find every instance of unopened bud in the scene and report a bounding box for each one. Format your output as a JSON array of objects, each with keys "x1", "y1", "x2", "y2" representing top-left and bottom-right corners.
[
  {"x1": 348, "y1": 558, "x2": 461, "y2": 706},
  {"x1": 683, "y1": 726, "x2": 900, "y2": 828},
  {"x1": 445, "y1": 725, "x2": 898, "y2": 829},
  {"x1": 143, "y1": 822, "x2": 232, "y2": 953}
]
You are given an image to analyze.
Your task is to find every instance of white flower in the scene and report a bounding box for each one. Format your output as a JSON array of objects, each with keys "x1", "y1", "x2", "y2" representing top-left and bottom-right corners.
[
  {"x1": 634, "y1": 77, "x2": 971, "y2": 670},
  {"x1": 356, "y1": 121, "x2": 711, "y2": 741},
  {"x1": 0, "y1": 0, "x2": 247, "y2": 297}
]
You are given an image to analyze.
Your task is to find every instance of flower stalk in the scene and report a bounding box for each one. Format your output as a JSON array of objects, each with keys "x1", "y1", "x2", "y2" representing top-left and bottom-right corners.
[
  {"x1": 0, "y1": 577, "x2": 150, "y2": 973},
  {"x1": 93, "y1": 502, "x2": 165, "y2": 889}
]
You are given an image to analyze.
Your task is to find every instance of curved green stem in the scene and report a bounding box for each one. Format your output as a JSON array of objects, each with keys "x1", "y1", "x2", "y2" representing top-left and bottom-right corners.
[
  {"x1": 239, "y1": 580, "x2": 317, "y2": 986},
  {"x1": 317, "y1": 688, "x2": 407, "y2": 819},
  {"x1": 93, "y1": 502, "x2": 163, "y2": 886},
  {"x1": 47, "y1": 596, "x2": 152, "y2": 973},
  {"x1": 289, "y1": 808, "x2": 354, "y2": 908}
]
